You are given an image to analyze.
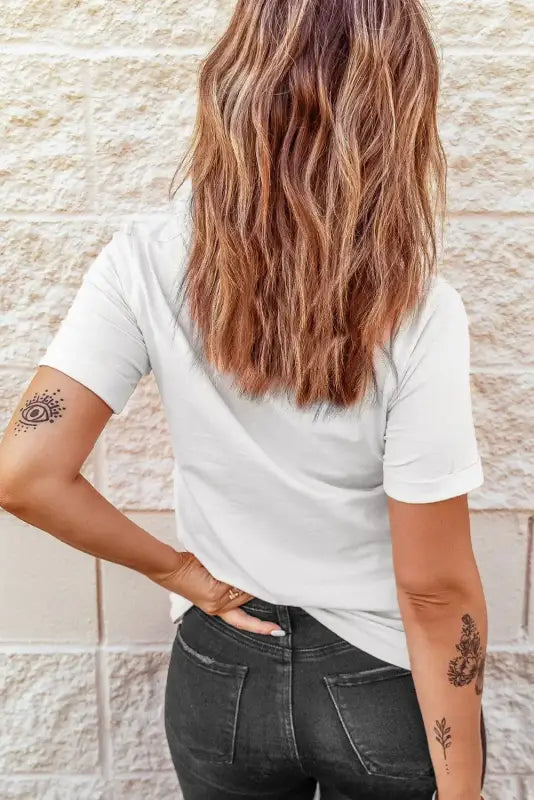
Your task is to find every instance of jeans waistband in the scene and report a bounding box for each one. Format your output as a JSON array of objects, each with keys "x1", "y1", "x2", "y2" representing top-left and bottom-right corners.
[{"x1": 190, "y1": 599, "x2": 356, "y2": 659}]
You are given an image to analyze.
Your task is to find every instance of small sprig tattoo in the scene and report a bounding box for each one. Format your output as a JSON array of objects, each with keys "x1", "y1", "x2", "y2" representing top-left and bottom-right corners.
[
  {"x1": 14, "y1": 390, "x2": 66, "y2": 436},
  {"x1": 447, "y1": 613, "x2": 485, "y2": 694},
  {"x1": 434, "y1": 717, "x2": 452, "y2": 773}
]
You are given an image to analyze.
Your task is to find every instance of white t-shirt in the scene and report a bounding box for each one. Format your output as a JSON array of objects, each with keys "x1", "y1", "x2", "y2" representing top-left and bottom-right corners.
[{"x1": 37, "y1": 201, "x2": 484, "y2": 670}]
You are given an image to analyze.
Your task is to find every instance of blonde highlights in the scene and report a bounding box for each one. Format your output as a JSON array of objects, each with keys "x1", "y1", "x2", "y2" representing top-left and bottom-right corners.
[{"x1": 170, "y1": 0, "x2": 447, "y2": 409}]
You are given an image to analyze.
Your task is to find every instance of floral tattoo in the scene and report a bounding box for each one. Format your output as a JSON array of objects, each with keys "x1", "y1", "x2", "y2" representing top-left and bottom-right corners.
[
  {"x1": 447, "y1": 613, "x2": 485, "y2": 694},
  {"x1": 14, "y1": 390, "x2": 66, "y2": 436}
]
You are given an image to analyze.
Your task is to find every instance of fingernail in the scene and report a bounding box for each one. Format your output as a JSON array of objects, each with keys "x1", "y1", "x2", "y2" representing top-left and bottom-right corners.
[{"x1": 270, "y1": 629, "x2": 286, "y2": 636}]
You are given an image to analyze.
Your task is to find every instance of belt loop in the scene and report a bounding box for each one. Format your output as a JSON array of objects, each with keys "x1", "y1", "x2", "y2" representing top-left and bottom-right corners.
[{"x1": 276, "y1": 605, "x2": 292, "y2": 640}]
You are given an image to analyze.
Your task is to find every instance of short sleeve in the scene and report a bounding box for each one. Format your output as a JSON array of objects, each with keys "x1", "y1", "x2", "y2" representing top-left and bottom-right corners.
[
  {"x1": 37, "y1": 228, "x2": 151, "y2": 415},
  {"x1": 383, "y1": 281, "x2": 484, "y2": 503}
]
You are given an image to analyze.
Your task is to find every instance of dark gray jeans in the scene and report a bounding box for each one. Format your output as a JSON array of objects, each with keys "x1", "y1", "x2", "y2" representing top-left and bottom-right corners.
[{"x1": 164, "y1": 597, "x2": 486, "y2": 799}]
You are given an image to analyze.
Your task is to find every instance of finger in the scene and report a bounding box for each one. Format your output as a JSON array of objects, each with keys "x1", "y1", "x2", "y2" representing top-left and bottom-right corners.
[
  {"x1": 218, "y1": 607, "x2": 286, "y2": 636},
  {"x1": 216, "y1": 591, "x2": 256, "y2": 614}
]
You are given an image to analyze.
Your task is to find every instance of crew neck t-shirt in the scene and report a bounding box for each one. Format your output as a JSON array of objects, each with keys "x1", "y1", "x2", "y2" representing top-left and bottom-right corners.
[{"x1": 37, "y1": 199, "x2": 484, "y2": 670}]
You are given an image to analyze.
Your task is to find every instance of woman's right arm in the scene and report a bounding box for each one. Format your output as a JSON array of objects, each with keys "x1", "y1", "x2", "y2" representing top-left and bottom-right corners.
[{"x1": 382, "y1": 281, "x2": 487, "y2": 799}]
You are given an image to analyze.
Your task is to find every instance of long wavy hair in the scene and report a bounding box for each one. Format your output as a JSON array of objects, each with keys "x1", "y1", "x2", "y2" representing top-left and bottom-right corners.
[{"x1": 169, "y1": 0, "x2": 447, "y2": 410}]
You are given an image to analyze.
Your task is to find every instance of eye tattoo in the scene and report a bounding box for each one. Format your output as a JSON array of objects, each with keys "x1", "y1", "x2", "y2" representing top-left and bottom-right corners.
[
  {"x1": 447, "y1": 613, "x2": 485, "y2": 692},
  {"x1": 434, "y1": 717, "x2": 452, "y2": 773},
  {"x1": 14, "y1": 389, "x2": 66, "y2": 436}
]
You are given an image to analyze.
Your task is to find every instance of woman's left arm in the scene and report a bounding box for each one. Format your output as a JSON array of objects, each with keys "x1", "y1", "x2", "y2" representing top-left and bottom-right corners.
[{"x1": 387, "y1": 492, "x2": 487, "y2": 800}]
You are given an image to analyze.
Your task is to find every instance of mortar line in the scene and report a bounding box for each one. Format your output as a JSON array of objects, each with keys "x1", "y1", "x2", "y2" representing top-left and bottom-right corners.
[
  {"x1": 0, "y1": 643, "x2": 172, "y2": 653},
  {"x1": 93, "y1": 436, "x2": 113, "y2": 782},
  {"x1": 521, "y1": 515, "x2": 533, "y2": 634},
  {"x1": 0, "y1": 210, "x2": 171, "y2": 222},
  {"x1": 1, "y1": 210, "x2": 532, "y2": 223},
  {"x1": 0, "y1": 771, "x2": 173, "y2": 780},
  {"x1": 0, "y1": 43, "x2": 206, "y2": 58},
  {"x1": 0, "y1": 41, "x2": 531, "y2": 58},
  {"x1": 445, "y1": 210, "x2": 534, "y2": 219}
]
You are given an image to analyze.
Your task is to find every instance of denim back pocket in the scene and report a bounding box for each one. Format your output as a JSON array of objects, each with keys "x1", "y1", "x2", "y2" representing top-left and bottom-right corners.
[
  {"x1": 165, "y1": 627, "x2": 249, "y2": 765},
  {"x1": 323, "y1": 663, "x2": 435, "y2": 780}
]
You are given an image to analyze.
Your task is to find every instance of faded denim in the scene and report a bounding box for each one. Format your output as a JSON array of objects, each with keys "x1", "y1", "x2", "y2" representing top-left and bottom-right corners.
[{"x1": 164, "y1": 597, "x2": 487, "y2": 799}]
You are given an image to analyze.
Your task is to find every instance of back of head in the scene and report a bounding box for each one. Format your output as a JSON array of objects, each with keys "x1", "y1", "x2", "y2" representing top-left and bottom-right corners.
[{"x1": 170, "y1": 0, "x2": 446, "y2": 410}]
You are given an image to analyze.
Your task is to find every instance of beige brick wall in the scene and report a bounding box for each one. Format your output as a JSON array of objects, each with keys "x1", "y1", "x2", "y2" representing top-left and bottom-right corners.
[{"x1": 0, "y1": 2, "x2": 532, "y2": 799}]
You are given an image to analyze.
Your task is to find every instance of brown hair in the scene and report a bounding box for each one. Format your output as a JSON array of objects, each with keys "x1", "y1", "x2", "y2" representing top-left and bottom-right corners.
[{"x1": 170, "y1": 0, "x2": 446, "y2": 410}]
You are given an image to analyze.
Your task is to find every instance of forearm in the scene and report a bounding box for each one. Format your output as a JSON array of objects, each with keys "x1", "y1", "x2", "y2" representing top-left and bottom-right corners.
[
  {"x1": 2, "y1": 472, "x2": 183, "y2": 583},
  {"x1": 398, "y1": 581, "x2": 487, "y2": 800}
]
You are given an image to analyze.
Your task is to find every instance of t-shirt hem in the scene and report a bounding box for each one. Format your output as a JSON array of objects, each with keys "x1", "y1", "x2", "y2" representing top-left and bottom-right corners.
[
  {"x1": 302, "y1": 607, "x2": 412, "y2": 670},
  {"x1": 168, "y1": 592, "x2": 412, "y2": 669},
  {"x1": 169, "y1": 591, "x2": 194, "y2": 624},
  {"x1": 383, "y1": 458, "x2": 484, "y2": 504}
]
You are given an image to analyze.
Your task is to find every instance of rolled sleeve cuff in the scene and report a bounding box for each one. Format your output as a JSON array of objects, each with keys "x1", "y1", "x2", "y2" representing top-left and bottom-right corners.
[
  {"x1": 38, "y1": 350, "x2": 133, "y2": 416},
  {"x1": 384, "y1": 457, "x2": 484, "y2": 504}
]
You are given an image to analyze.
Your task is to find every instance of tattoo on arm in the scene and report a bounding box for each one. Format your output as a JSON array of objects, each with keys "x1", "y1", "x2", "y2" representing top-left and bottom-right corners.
[
  {"x1": 434, "y1": 717, "x2": 452, "y2": 773},
  {"x1": 14, "y1": 390, "x2": 66, "y2": 436},
  {"x1": 432, "y1": 616, "x2": 484, "y2": 786},
  {"x1": 447, "y1": 613, "x2": 485, "y2": 694}
]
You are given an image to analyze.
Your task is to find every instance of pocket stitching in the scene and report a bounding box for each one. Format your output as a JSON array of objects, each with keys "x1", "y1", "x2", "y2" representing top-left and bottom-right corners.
[
  {"x1": 169, "y1": 629, "x2": 249, "y2": 765},
  {"x1": 175, "y1": 627, "x2": 248, "y2": 679},
  {"x1": 323, "y1": 670, "x2": 434, "y2": 780},
  {"x1": 190, "y1": 606, "x2": 285, "y2": 656},
  {"x1": 323, "y1": 676, "x2": 372, "y2": 776},
  {"x1": 240, "y1": 603, "x2": 271, "y2": 614},
  {"x1": 229, "y1": 659, "x2": 248, "y2": 765},
  {"x1": 324, "y1": 663, "x2": 411, "y2": 686}
]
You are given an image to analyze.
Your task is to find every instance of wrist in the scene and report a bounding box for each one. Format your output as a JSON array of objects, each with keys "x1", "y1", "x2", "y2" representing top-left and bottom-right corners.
[{"x1": 142, "y1": 546, "x2": 185, "y2": 585}]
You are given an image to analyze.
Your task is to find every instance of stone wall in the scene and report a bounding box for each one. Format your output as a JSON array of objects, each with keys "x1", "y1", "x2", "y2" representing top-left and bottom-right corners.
[{"x1": 0, "y1": 2, "x2": 532, "y2": 799}]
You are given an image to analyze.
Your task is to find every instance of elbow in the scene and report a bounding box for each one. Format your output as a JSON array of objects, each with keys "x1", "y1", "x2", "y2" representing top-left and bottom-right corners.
[
  {"x1": 0, "y1": 469, "x2": 41, "y2": 512},
  {"x1": 398, "y1": 585, "x2": 465, "y2": 614},
  {"x1": 0, "y1": 482, "x2": 29, "y2": 513},
  {"x1": 0, "y1": 465, "x2": 74, "y2": 512},
  {"x1": 397, "y1": 581, "x2": 488, "y2": 653},
  {"x1": 397, "y1": 585, "x2": 487, "y2": 632},
  {"x1": 396, "y1": 572, "x2": 485, "y2": 615}
]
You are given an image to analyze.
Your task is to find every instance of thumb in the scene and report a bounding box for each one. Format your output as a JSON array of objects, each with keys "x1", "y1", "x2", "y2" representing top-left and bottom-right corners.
[{"x1": 218, "y1": 606, "x2": 286, "y2": 637}]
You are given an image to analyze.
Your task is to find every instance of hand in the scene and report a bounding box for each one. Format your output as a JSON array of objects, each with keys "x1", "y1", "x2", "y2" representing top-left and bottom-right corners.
[{"x1": 150, "y1": 551, "x2": 286, "y2": 636}]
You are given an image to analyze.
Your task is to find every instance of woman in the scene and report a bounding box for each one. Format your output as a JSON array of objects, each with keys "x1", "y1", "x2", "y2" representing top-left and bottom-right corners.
[{"x1": 0, "y1": 0, "x2": 487, "y2": 798}]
